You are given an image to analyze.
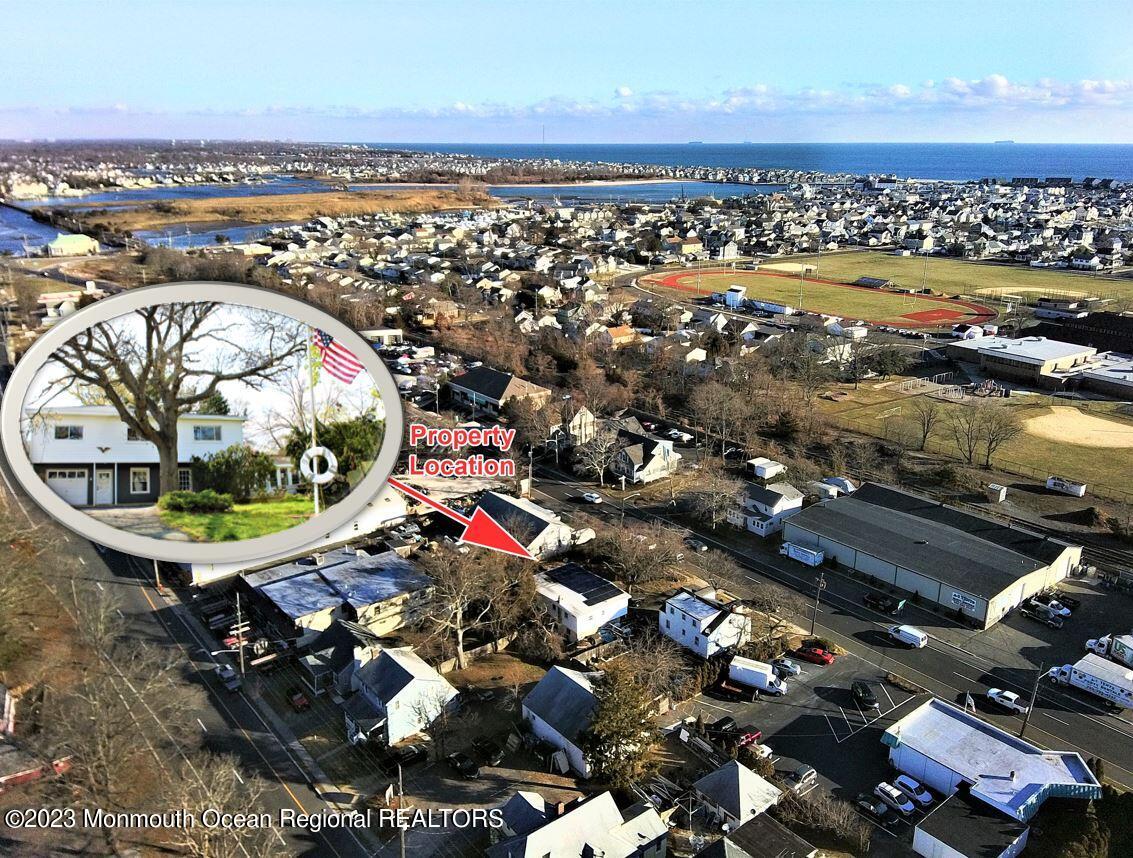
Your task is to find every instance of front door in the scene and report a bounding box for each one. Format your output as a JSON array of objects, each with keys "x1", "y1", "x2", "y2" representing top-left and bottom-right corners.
[{"x1": 94, "y1": 469, "x2": 114, "y2": 505}]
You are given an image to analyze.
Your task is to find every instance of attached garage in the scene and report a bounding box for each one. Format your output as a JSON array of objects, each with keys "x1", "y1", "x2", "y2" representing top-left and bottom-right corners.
[
  {"x1": 782, "y1": 483, "x2": 1082, "y2": 629},
  {"x1": 44, "y1": 468, "x2": 89, "y2": 506}
]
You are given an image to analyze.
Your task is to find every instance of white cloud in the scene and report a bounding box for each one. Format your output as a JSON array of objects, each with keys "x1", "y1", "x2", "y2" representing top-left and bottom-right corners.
[{"x1": 615, "y1": 85, "x2": 633, "y2": 98}]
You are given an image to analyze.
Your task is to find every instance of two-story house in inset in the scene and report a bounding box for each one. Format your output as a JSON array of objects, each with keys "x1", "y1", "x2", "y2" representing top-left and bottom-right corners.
[{"x1": 23, "y1": 405, "x2": 244, "y2": 507}]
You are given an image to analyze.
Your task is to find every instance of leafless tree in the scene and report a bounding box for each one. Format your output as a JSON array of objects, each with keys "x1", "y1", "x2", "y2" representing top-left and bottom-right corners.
[
  {"x1": 589, "y1": 521, "x2": 685, "y2": 591},
  {"x1": 573, "y1": 427, "x2": 622, "y2": 487},
  {"x1": 684, "y1": 460, "x2": 745, "y2": 529},
  {"x1": 977, "y1": 404, "x2": 1024, "y2": 468},
  {"x1": 621, "y1": 630, "x2": 692, "y2": 700},
  {"x1": 46, "y1": 302, "x2": 305, "y2": 495},
  {"x1": 910, "y1": 397, "x2": 945, "y2": 450},
  {"x1": 948, "y1": 407, "x2": 983, "y2": 465}
]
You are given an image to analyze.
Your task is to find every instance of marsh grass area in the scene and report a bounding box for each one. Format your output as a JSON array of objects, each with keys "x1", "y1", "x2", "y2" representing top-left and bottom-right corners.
[
  {"x1": 158, "y1": 495, "x2": 315, "y2": 541},
  {"x1": 42, "y1": 187, "x2": 495, "y2": 232}
]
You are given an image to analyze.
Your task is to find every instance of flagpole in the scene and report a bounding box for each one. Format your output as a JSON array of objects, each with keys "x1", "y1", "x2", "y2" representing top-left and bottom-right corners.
[{"x1": 308, "y1": 328, "x2": 321, "y2": 516}]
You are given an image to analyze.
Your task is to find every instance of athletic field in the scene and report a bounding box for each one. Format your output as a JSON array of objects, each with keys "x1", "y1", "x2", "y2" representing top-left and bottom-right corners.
[{"x1": 641, "y1": 266, "x2": 997, "y2": 329}]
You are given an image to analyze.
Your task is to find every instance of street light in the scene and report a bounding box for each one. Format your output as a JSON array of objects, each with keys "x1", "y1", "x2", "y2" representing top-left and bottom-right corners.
[
  {"x1": 621, "y1": 491, "x2": 642, "y2": 524},
  {"x1": 810, "y1": 571, "x2": 827, "y2": 636}
]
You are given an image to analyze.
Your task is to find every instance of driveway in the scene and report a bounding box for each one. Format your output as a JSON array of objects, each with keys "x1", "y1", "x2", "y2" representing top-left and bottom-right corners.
[{"x1": 85, "y1": 505, "x2": 191, "y2": 540}]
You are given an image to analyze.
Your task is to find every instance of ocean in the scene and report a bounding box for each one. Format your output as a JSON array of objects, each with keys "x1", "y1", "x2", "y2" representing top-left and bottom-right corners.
[{"x1": 383, "y1": 142, "x2": 1133, "y2": 182}]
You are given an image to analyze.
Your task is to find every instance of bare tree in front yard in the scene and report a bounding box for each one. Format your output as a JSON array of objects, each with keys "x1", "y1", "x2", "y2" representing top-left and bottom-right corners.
[
  {"x1": 573, "y1": 427, "x2": 622, "y2": 487},
  {"x1": 684, "y1": 459, "x2": 745, "y2": 530},
  {"x1": 46, "y1": 302, "x2": 305, "y2": 496}
]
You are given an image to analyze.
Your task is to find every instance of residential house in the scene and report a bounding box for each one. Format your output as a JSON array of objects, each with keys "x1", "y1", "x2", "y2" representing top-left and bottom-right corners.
[
  {"x1": 474, "y1": 492, "x2": 575, "y2": 559},
  {"x1": 521, "y1": 666, "x2": 597, "y2": 776},
  {"x1": 610, "y1": 430, "x2": 681, "y2": 485},
  {"x1": 693, "y1": 760, "x2": 782, "y2": 828},
  {"x1": 694, "y1": 816, "x2": 817, "y2": 858},
  {"x1": 241, "y1": 548, "x2": 433, "y2": 642},
  {"x1": 447, "y1": 366, "x2": 552, "y2": 415},
  {"x1": 659, "y1": 587, "x2": 751, "y2": 658},
  {"x1": 343, "y1": 646, "x2": 458, "y2": 746},
  {"x1": 24, "y1": 405, "x2": 244, "y2": 507},
  {"x1": 488, "y1": 791, "x2": 667, "y2": 858},
  {"x1": 535, "y1": 563, "x2": 630, "y2": 643},
  {"x1": 727, "y1": 482, "x2": 804, "y2": 537}
]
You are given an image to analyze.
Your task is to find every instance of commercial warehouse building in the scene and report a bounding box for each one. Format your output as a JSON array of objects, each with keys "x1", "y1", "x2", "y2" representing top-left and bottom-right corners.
[
  {"x1": 883, "y1": 698, "x2": 1100, "y2": 858},
  {"x1": 782, "y1": 483, "x2": 1082, "y2": 629}
]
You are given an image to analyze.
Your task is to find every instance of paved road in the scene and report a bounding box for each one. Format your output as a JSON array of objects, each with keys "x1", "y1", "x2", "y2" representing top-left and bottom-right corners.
[
  {"x1": 0, "y1": 455, "x2": 372, "y2": 857},
  {"x1": 529, "y1": 467, "x2": 1133, "y2": 789}
]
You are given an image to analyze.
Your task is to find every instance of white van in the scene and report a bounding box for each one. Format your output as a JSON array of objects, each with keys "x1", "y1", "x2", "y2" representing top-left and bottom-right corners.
[{"x1": 888, "y1": 625, "x2": 928, "y2": 648}]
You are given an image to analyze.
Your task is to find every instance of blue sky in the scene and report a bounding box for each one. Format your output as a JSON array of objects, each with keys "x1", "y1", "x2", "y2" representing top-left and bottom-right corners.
[{"x1": 3, "y1": 0, "x2": 1132, "y2": 142}]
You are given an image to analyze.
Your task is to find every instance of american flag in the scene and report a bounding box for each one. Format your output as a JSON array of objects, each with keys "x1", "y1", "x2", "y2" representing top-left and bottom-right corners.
[{"x1": 311, "y1": 329, "x2": 364, "y2": 384}]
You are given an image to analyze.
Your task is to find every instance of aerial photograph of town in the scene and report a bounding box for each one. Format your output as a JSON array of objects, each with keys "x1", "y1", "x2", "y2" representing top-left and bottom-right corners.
[{"x1": 1, "y1": 1, "x2": 1131, "y2": 857}]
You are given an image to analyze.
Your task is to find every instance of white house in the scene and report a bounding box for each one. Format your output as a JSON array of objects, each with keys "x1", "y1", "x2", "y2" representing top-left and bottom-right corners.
[
  {"x1": 694, "y1": 760, "x2": 782, "y2": 828},
  {"x1": 727, "y1": 482, "x2": 804, "y2": 537},
  {"x1": 609, "y1": 431, "x2": 681, "y2": 485},
  {"x1": 488, "y1": 791, "x2": 668, "y2": 858},
  {"x1": 535, "y1": 563, "x2": 629, "y2": 643},
  {"x1": 473, "y1": 492, "x2": 575, "y2": 559},
  {"x1": 659, "y1": 587, "x2": 751, "y2": 659},
  {"x1": 521, "y1": 666, "x2": 597, "y2": 777},
  {"x1": 24, "y1": 405, "x2": 244, "y2": 507},
  {"x1": 343, "y1": 646, "x2": 458, "y2": 746}
]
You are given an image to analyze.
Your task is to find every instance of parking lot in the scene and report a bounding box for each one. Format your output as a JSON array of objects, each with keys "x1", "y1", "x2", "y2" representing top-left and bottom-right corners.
[{"x1": 665, "y1": 647, "x2": 928, "y2": 850}]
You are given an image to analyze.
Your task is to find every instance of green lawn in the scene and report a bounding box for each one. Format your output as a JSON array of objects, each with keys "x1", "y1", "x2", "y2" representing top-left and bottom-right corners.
[
  {"x1": 159, "y1": 495, "x2": 315, "y2": 541},
  {"x1": 786, "y1": 251, "x2": 1129, "y2": 302},
  {"x1": 645, "y1": 266, "x2": 992, "y2": 326}
]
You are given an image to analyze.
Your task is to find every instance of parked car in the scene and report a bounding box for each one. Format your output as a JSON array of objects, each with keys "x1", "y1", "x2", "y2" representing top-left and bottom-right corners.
[
  {"x1": 987, "y1": 688, "x2": 1029, "y2": 715},
  {"x1": 863, "y1": 592, "x2": 902, "y2": 614},
  {"x1": 851, "y1": 680, "x2": 879, "y2": 710},
  {"x1": 1020, "y1": 604, "x2": 1064, "y2": 629},
  {"x1": 795, "y1": 646, "x2": 835, "y2": 665},
  {"x1": 388, "y1": 744, "x2": 428, "y2": 768},
  {"x1": 215, "y1": 664, "x2": 242, "y2": 692},
  {"x1": 772, "y1": 657, "x2": 801, "y2": 677},
  {"x1": 893, "y1": 774, "x2": 933, "y2": 808},
  {"x1": 466, "y1": 687, "x2": 496, "y2": 703},
  {"x1": 472, "y1": 738, "x2": 504, "y2": 766},
  {"x1": 684, "y1": 537, "x2": 709, "y2": 553},
  {"x1": 748, "y1": 743, "x2": 774, "y2": 760},
  {"x1": 447, "y1": 752, "x2": 480, "y2": 779},
  {"x1": 705, "y1": 682, "x2": 748, "y2": 703},
  {"x1": 1044, "y1": 589, "x2": 1080, "y2": 611},
  {"x1": 707, "y1": 716, "x2": 739, "y2": 736},
  {"x1": 874, "y1": 782, "x2": 916, "y2": 816},
  {"x1": 580, "y1": 492, "x2": 603, "y2": 504},
  {"x1": 855, "y1": 793, "x2": 901, "y2": 829},
  {"x1": 1028, "y1": 596, "x2": 1071, "y2": 617},
  {"x1": 789, "y1": 764, "x2": 818, "y2": 793},
  {"x1": 285, "y1": 686, "x2": 311, "y2": 712}
]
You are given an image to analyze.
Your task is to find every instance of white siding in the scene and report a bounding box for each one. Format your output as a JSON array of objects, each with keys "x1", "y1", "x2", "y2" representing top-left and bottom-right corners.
[
  {"x1": 522, "y1": 707, "x2": 589, "y2": 776},
  {"x1": 28, "y1": 412, "x2": 244, "y2": 465},
  {"x1": 890, "y1": 744, "x2": 963, "y2": 797}
]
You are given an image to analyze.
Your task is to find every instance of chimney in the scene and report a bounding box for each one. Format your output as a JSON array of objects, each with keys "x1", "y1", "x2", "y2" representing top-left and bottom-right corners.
[
  {"x1": 1010, "y1": 770, "x2": 1016, "y2": 783},
  {"x1": 312, "y1": 552, "x2": 326, "y2": 566}
]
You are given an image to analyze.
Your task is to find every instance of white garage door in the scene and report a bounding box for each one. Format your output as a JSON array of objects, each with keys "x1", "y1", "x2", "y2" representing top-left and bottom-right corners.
[{"x1": 45, "y1": 468, "x2": 88, "y2": 505}]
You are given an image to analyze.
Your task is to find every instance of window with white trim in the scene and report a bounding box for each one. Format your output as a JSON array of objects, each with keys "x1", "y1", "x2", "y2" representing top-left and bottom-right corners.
[
  {"x1": 177, "y1": 468, "x2": 192, "y2": 491},
  {"x1": 53, "y1": 425, "x2": 83, "y2": 440},
  {"x1": 127, "y1": 426, "x2": 143, "y2": 441},
  {"x1": 193, "y1": 425, "x2": 222, "y2": 441},
  {"x1": 129, "y1": 468, "x2": 150, "y2": 494}
]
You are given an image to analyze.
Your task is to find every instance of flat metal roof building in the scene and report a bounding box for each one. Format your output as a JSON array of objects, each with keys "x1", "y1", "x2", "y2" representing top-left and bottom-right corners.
[{"x1": 783, "y1": 483, "x2": 1082, "y2": 628}]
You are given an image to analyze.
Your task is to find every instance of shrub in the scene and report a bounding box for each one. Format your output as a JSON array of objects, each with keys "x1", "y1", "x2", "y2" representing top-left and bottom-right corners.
[
  {"x1": 158, "y1": 490, "x2": 233, "y2": 513},
  {"x1": 189, "y1": 445, "x2": 275, "y2": 503}
]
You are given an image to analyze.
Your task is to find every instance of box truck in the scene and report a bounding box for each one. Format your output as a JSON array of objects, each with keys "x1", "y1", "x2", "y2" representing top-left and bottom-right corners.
[
  {"x1": 729, "y1": 657, "x2": 787, "y2": 696},
  {"x1": 1086, "y1": 634, "x2": 1133, "y2": 668},
  {"x1": 1046, "y1": 476, "x2": 1087, "y2": 498},
  {"x1": 780, "y1": 542, "x2": 823, "y2": 567},
  {"x1": 1048, "y1": 653, "x2": 1133, "y2": 710}
]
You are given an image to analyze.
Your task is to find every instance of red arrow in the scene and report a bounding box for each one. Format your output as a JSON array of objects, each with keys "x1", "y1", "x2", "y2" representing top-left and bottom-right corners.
[{"x1": 386, "y1": 477, "x2": 533, "y2": 560}]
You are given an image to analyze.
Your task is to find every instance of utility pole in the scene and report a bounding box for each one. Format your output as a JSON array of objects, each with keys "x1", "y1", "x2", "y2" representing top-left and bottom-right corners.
[
  {"x1": 235, "y1": 591, "x2": 246, "y2": 677},
  {"x1": 1018, "y1": 661, "x2": 1044, "y2": 740},
  {"x1": 810, "y1": 571, "x2": 827, "y2": 636},
  {"x1": 398, "y1": 763, "x2": 406, "y2": 858}
]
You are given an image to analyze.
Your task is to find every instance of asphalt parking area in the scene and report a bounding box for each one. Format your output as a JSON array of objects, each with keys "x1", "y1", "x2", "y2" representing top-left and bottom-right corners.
[{"x1": 670, "y1": 650, "x2": 929, "y2": 845}]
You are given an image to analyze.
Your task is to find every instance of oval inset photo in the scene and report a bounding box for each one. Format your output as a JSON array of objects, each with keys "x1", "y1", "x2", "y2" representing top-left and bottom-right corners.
[{"x1": 1, "y1": 283, "x2": 403, "y2": 563}]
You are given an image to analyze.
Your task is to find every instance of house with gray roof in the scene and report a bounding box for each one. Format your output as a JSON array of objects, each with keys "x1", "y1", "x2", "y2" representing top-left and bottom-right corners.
[
  {"x1": 727, "y1": 481, "x2": 803, "y2": 537},
  {"x1": 343, "y1": 646, "x2": 458, "y2": 746},
  {"x1": 693, "y1": 760, "x2": 783, "y2": 829},
  {"x1": 474, "y1": 492, "x2": 574, "y2": 559},
  {"x1": 447, "y1": 366, "x2": 552, "y2": 415},
  {"x1": 783, "y1": 483, "x2": 1081, "y2": 629},
  {"x1": 659, "y1": 587, "x2": 751, "y2": 659},
  {"x1": 609, "y1": 430, "x2": 681, "y2": 485},
  {"x1": 521, "y1": 666, "x2": 597, "y2": 776}
]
